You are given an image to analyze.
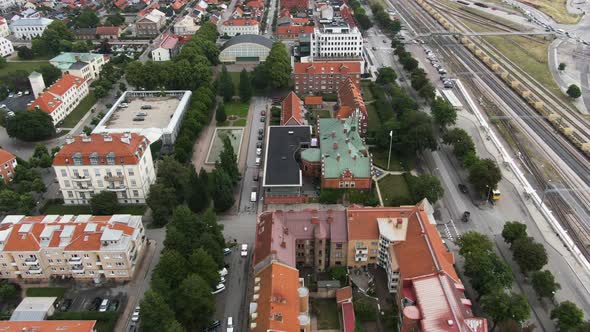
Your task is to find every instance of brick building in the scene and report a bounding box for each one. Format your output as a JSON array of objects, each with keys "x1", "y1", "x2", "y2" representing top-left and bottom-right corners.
[
  {"x1": 281, "y1": 92, "x2": 304, "y2": 126},
  {"x1": 293, "y1": 61, "x2": 361, "y2": 95},
  {"x1": 0, "y1": 149, "x2": 17, "y2": 184},
  {"x1": 337, "y1": 77, "x2": 367, "y2": 136}
]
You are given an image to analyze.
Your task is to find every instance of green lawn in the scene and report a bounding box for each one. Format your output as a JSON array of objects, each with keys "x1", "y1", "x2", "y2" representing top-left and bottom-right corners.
[
  {"x1": 360, "y1": 81, "x2": 375, "y2": 102},
  {"x1": 228, "y1": 71, "x2": 241, "y2": 91},
  {"x1": 371, "y1": 150, "x2": 404, "y2": 172},
  {"x1": 50, "y1": 311, "x2": 118, "y2": 332},
  {"x1": 316, "y1": 109, "x2": 332, "y2": 118},
  {"x1": 311, "y1": 299, "x2": 340, "y2": 329},
  {"x1": 233, "y1": 118, "x2": 246, "y2": 126},
  {"x1": 366, "y1": 104, "x2": 380, "y2": 135},
  {"x1": 26, "y1": 287, "x2": 67, "y2": 298},
  {"x1": 0, "y1": 61, "x2": 49, "y2": 79},
  {"x1": 224, "y1": 102, "x2": 249, "y2": 117},
  {"x1": 378, "y1": 174, "x2": 413, "y2": 206},
  {"x1": 61, "y1": 94, "x2": 98, "y2": 128},
  {"x1": 41, "y1": 203, "x2": 147, "y2": 215}
]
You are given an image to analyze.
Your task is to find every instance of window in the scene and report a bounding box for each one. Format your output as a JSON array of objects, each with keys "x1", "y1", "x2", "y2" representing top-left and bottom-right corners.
[
  {"x1": 95, "y1": 169, "x2": 101, "y2": 176},
  {"x1": 335, "y1": 243, "x2": 342, "y2": 249},
  {"x1": 83, "y1": 169, "x2": 89, "y2": 177},
  {"x1": 90, "y1": 152, "x2": 98, "y2": 165},
  {"x1": 131, "y1": 179, "x2": 136, "y2": 186},
  {"x1": 133, "y1": 190, "x2": 139, "y2": 197},
  {"x1": 107, "y1": 152, "x2": 116, "y2": 165},
  {"x1": 64, "y1": 180, "x2": 70, "y2": 188},
  {"x1": 67, "y1": 191, "x2": 73, "y2": 198},
  {"x1": 356, "y1": 242, "x2": 364, "y2": 248},
  {"x1": 73, "y1": 152, "x2": 82, "y2": 166},
  {"x1": 371, "y1": 241, "x2": 378, "y2": 246},
  {"x1": 128, "y1": 169, "x2": 134, "y2": 176},
  {"x1": 97, "y1": 180, "x2": 103, "y2": 187}
]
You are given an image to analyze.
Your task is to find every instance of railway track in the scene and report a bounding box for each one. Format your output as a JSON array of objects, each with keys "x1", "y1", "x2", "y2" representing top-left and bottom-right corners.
[{"x1": 389, "y1": 0, "x2": 590, "y2": 257}]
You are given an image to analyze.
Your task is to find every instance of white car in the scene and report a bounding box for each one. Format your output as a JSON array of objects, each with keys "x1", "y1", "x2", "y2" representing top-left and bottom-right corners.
[
  {"x1": 219, "y1": 267, "x2": 228, "y2": 277},
  {"x1": 241, "y1": 244, "x2": 248, "y2": 257},
  {"x1": 211, "y1": 283, "x2": 226, "y2": 295},
  {"x1": 131, "y1": 306, "x2": 140, "y2": 322},
  {"x1": 256, "y1": 148, "x2": 262, "y2": 156}
]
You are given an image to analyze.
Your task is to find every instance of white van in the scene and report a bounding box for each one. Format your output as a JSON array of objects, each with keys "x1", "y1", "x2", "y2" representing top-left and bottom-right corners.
[
  {"x1": 99, "y1": 299, "x2": 109, "y2": 312},
  {"x1": 255, "y1": 157, "x2": 261, "y2": 166},
  {"x1": 250, "y1": 191, "x2": 257, "y2": 202}
]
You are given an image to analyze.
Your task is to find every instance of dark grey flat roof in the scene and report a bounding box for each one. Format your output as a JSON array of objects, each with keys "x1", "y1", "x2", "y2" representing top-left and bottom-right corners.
[
  {"x1": 263, "y1": 126, "x2": 312, "y2": 187},
  {"x1": 221, "y1": 34, "x2": 273, "y2": 51}
]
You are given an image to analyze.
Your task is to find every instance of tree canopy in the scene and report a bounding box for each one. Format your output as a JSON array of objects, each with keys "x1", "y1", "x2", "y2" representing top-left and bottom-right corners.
[
  {"x1": 567, "y1": 84, "x2": 582, "y2": 99},
  {"x1": 501, "y1": 221, "x2": 527, "y2": 246},
  {"x1": 551, "y1": 301, "x2": 585, "y2": 332},
  {"x1": 468, "y1": 158, "x2": 502, "y2": 197},
  {"x1": 90, "y1": 191, "x2": 120, "y2": 215},
  {"x1": 6, "y1": 109, "x2": 55, "y2": 141},
  {"x1": 431, "y1": 96, "x2": 457, "y2": 127},
  {"x1": 531, "y1": 270, "x2": 560, "y2": 300},
  {"x1": 512, "y1": 236, "x2": 547, "y2": 273},
  {"x1": 481, "y1": 291, "x2": 530, "y2": 331},
  {"x1": 75, "y1": 9, "x2": 100, "y2": 28}
]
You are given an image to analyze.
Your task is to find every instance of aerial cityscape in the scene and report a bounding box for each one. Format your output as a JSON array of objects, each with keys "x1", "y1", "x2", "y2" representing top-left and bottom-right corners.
[{"x1": 0, "y1": 0, "x2": 588, "y2": 330}]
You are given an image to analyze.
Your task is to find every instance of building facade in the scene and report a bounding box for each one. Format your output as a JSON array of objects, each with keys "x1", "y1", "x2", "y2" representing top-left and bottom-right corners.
[
  {"x1": 220, "y1": 18, "x2": 259, "y2": 36},
  {"x1": 0, "y1": 214, "x2": 145, "y2": 282},
  {"x1": 28, "y1": 74, "x2": 89, "y2": 125},
  {"x1": 10, "y1": 17, "x2": 52, "y2": 39},
  {"x1": 151, "y1": 34, "x2": 179, "y2": 61},
  {"x1": 310, "y1": 22, "x2": 363, "y2": 59},
  {"x1": 135, "y1": 9, "x2": 165, "y2": 37},
  {"x1": 219, "y1": 34, "x2": 272, "y2": 63},
  {"x1": 293, "y1": 61, "x2": 361, "y2": 95},
  {"x1": 173, "y1": 15, "x2": 199, "y2": 34},
  {"x1": 0, "y1": 17, "x2": 10, "y2": 38},
  {"x1": 0, "y1": 37, "x2": 13, "y2": 57},
  {"x1": 96, "y1": 26, "x2": 121, "y2": 39},
  {"x1": 0, "y1": 149, "x2": 17, "y2": 184},
  {"x1": 50, "y1": 52, "x2": 108, "y2": 81},
  {"x1": 52, "y1": 133, "x2": 156, "y2": 205},
  {"x1": 337, "y1": 77, "x2": 367, "y2": 136}
]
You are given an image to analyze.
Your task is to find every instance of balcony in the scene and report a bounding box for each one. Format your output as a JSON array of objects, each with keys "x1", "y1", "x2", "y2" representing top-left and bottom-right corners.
[
  {"x1": 29, "y1": 266, "x2": 42, "y2": 274},
  {"x1": 71, "y1": 176, "x2": 90, "y2": 182},
  {"x1": 355, "y1": 248, "x2": 368, "y2": 255},
  {"x1": 71, "y1": 265, "x2": 84, "y2": 273},
  {"x1": 104, "y1": 175, "x2": 124, "y2": 182},
  {"x1": 74, "y1": 186, "x2": 94, "y2": 191},
  {"x1": 68, "y1": 257, "x2": 82, "y2": 264},
  {"x1": 355, "y1": 254, "x2": 368, "y2": 262},
  {"x1": 106, "y1": 185, "x2": 126, "y2": 192},
  {"x1": 24, "y1": 258, "x2": 39, "y2": 265}
]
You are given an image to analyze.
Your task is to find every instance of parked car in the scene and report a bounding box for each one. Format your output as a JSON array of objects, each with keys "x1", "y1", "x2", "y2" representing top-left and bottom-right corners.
[
  {"x1": 99, "y1": 299, "x2": 109, "y2": 312},
  {"x1": 211, "y1": 283, "x2": 226, "y2": 295},
  {"x1": 260, "y1": 116, "x2": 266, "y2": 122},
  {"x1": 256, "y1": 148, "x2": 262, "y2": 156},
  {"x1": 261, "y1": 110, "x2": 266, "y2": 116},
  {"x1": 140, "y1": 105, "x2": 152, "y2": 110},
  {"x1": 253, "y1": 173, "x2": 259, "y2": 181},
  {"x1": 223, "y1": 247, "x2": 232, "y2": 256},
  {"x1": 17, "y1": 91, "x2": 22, "y2": 97},
  {"x1": 203, "y1": 320, "x2": 221, "y2": 332},
  {"x1": 241, "y1": 244, "x2": 248, "y2": 257},
  {"x1": 458, "y1": 184, "x2": 468, "y2": 193},
  {"x1": 59, "y1": 299, "x2": 73, "y2": 311},
  {"x1": 258, "y1": 135, "x2": 263, "y2": 141},
  {"x1": 258, "y1": 128, "x2": 264, "y2": 135},
  {"x1": 108, "y1": 299, "x2": 119, "y2": 312},
  {"x1": 256, "y1": 142, "x2": 262, "y2": 148},
  {"x1": 219, "y1": 268, "x2": 228, "y2": 277},
  {"x1": 461, "y1": 211, "x2": 471, "y2": 223},
  {"x1": 90, "y1": 297, "x2": 102, "y2": 311},
  {"x1": 131, "y1": 306, "x2": 140, "y2": 322}
]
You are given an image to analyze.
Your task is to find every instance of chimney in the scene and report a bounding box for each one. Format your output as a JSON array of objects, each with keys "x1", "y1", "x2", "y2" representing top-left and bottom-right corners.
[
  {"x1": 333, "y1": 142, "x2": 338, "y2": 150},
  {"x1": 280, "y1": 241, "x2": 286, "y2": 248},
  {"x1": 341, "y1": 118, "x2": 345, "y2": 124},
  {"x1": 396, "y1": 218, "x2": 403, "y2": 228},
  {"x1": 344, "y1": 128, "x2": 348, "y2": 134},
  {"x1": 65, "y1": 136, "x2": 74, "y2": 144},
  {"x1": 353, "y1": 155, "x2": 357, "y2": 160},
  {"x1": 120, "y1": 133, "x2": 131, "y2": 145},
  {"x1": 74, "y1": 55, "x2": 80, "y2": 62},
  {"x1": 331, "y1": 131, "x2": 336, "y2": 138},
  {"x1": 336, "y1": 153, "x2": 340, "y2": 162},
  {"x1": 348, "y1": 149, "x2": 351, "y2": 154}
]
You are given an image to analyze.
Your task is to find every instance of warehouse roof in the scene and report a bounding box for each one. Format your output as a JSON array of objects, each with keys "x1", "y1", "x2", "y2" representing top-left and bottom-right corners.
[{"x1": 221, "y1": 34, "x2": 273, "y2": 51}]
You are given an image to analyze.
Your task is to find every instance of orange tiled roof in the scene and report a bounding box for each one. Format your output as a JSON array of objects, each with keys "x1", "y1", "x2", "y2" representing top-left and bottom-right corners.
[
  {"x1": 304, "y1": 96, "x2": 322, "y2": 105},
  {"x1": 0, "y1": 148, "x2": 16, "y2": 165},
  {"x1": 276, "y1": 24, "x2": 313, "y2": 36},
  {"x1": 28, "y1": 74, "x2": 87, "y2": 114},
  {"x1": 0, "y1": 321, "x2": 96, "y2": 332},
  {"x1": 337, "y1": 77, "x2": 366, "y2": 118},
  {"x1": 96, "y1": 26, "x2": 120, "y2": 35},
  {"x1": 293, "y1": 61, "x2": 361, "y2": 75},
  {"x1": 252, "y1": 262, "x2": 301, "y2": 332},
  {"x1": 336, "y1": 286, "x2": 352, "y2": 303},
  {"x1": 245, "y1": 0, "x2": 264, "y2": 7},
  {"x1": 281, "y1": 91, "x2": 303, "y2": 125},
  {"x1": 222, "y1": 18, "x2": 259, "y2": 26},
  {"x1": 52, "y1": 133, "x2": 149, "y2": 166}
]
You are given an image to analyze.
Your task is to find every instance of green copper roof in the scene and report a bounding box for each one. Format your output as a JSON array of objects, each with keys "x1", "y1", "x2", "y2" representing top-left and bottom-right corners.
[
  {"x1": 318, "y1": 117, "x2": 371, "y2": 179},
  {"x1": 50, "y1": 52, "x2": 103, "y2": 70},
  {"x1": 301, "y1": 148, "x2": 321, "y2": 162}
]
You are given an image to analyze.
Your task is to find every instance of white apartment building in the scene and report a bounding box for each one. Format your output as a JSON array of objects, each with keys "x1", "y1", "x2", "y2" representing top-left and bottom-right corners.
[
  {"x1": 0, "y1": 214, "x2": 145, "y2": 282},
  {"x1": 173, "y1": 15, "x2": 199, "y2": 35},
  {"x1": 9, "y1": 17, "x2": 53, "y2": 40},
  {"x1": 52, "y1": 133, "x2": 156, "y2": 205},
  {"x1": 28, "y1": 74, "x2": 89, "y2": 125},
  {"x1": 0, "y1": 37, "x2": 13, "y2": 57},
  {"x1": 0, "y1": 17, "x2": 10, "y2": 38},
  {"x1": 310, "y1": 22, "x2": 363, "y2": 59},
  {"x1": 151, "y1": 34, "x2": 179, "y2": 62},
  {"x1": 220, "y1": 18, "x2": 259, "y2": 37},
  {"x1": 0, "y1": 0, "x2": 16, "y2": 9},
  {"x1": 50, "y1": 52, "x2": 108, "y2": 81}
]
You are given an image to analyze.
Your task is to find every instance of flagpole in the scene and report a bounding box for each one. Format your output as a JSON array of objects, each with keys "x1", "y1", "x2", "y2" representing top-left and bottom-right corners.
[{"x1": 387, "y1": 130, "x2": 393, "y2": 170}]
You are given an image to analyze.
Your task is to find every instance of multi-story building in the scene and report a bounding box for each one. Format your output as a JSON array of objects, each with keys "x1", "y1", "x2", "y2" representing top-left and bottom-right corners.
[
  {"x1": 53, "y1": 133, "x2": 156, "y2": 205},
  {"x1": 0, "y1": 214, "x2": 145, "y2": 282},
  {"x1": 337, "y1": 77, "x2": 367, "y2": 136},
  {"x1": 151, "y1": 34, "x2": 180, "y2": 61},
  {"x1": 9, "y1": 18, "x2": 53, "y2": 40},
  {"x1": 301, "y1": 116, "x2": 372, "y2": 189},
  {"x1": 310, "y1": 22, "x2": 363, "y2": 59},
  {"x1": 28, "y1": 74, "x2": 90, "y2": 125},
  {"x1": 0, "y1": 37, "x2": 13, "y2": 57},
  {"x1": 293, "y1": 61, "x2": 361, "y2": 95},
  {"x1": 0, "y1": 149, "x2": 17, "y2": 184},
  {"x1": 96, "y1": 26, "x2": 121, "y2": 39},
  {"x1": 276, "y1": 25, "x2": 314, "y2": 40},
  {"x1": 49, "y1": 52, "x2": 108, "y2": 81},
  {"x1": 281, "y1": 91, "x2": 304, "y2": 126},
  {"x1": 220, "y1": 18, "x2": 259, "y2": 37},
  {"x1": 0, "y1": 0, "x2": 16, "y2": 9},
  {"x1": 0, "y1": 321, "x2": 97, "y2": 331},
  {"x1": 173, "y1": 15, "x2": 199, "y2": 35},
  {"x1": 0, "y1": 17, "x2": 10, "y2": 38},
  {"x1": 135, "y1": 9, "x2": 165, "y2": 37},
  {"x1": 219, "y1": 34, "x2": 273, "y2": 63}
]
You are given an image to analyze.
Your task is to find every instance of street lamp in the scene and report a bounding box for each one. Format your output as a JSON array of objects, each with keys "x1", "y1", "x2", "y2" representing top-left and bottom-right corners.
[{"x1": 387, "y1": 130, "x2": 393, "y2": 170}]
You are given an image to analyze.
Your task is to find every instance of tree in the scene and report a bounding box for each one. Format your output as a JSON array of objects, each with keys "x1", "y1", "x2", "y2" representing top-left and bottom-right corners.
[
  {"x1": 218, "y1": 135, "x2": 239, "y2": 183},
  {"x1": 329, "y1": 266, "x2": 348, "y2": 285},
  {"x1": 567, "y1": 84, "x2": 582, "y2": 99},
  {"x1": 0, "y1": 283, "x2": 17, "y2": 301},
  {"x1": 376, "y1": 67, "x2": 397, "y2": 85},
  {"x1": 216, "y1": 103, "x2": 227, "y2": 123},
  {"x1": 175, "y1": 274, "x2": 215, "y2": 330},
  {"x1": 185, "y1": 168, "x2": 211, "y2": 213},
  {"x1": 251, "y1": 63, "x2": 268, "y2": 90},
  {"x1": 146, "y1": 183, "x2": 177, "y2": 227},
  {"x1": 408, "y1": 174, "x2": 444, "y2": 203},
  {"x1": 31, "y1": 21, "x2": 74, "y2": 56},
  {"x1": 512, "y1": 236, "x2": 547, "y2": 273},
  {"x1": 106, "y1": 13, "x2": 125, "y2": 26},
  {"x1": 76, "y1": 9, "x2": 100, "y2": 28},
  {"x1": 164, "y1": 320, "x2": 186, "y2": 332},
  {"x1": 457, "y1": 231, "x2": 494, "y2": 256},
  {"x1": 151, "y1": 250, "x2": 190, "y2": 298},
  {"x1": 265, "y1": 42, "x2": 292, "y2": 88},
  {"x1": 6, "y1": 109, "x2": 55, "y2": 141},
  {"x1": 468, "y1": 158, "x2": 502, "y2": 197},
  {"x1": 239, "y1": 69, "x2": 252, "y2": 102},
  {"x1": 17, "y1": 46, "x2": 34, "y2": 60},
  {"x1": 354, "y1": 13, "x2": 373, "y2": 30},
  {"x1": 482, "y1": 291, "x2": 530, "y2": 331},
  {"x1": 219, "y1": 65, "x2": 234, "y2": 102},
  {"x1": 90, "y1": 191, "x2": 119, "y2": 215},
  {"x1": 93, "y1": 86, "x2": 108, "y2": 99},
  {"x1": 501, "y1": 221, "x2": 527, "y2": 246},
  {"x1": 463, "y1": 250, "x2": 513, "y2": 298},
  {"x1": 396, "y1": 110, "x2": 437, "y2": 154},
  {"x1": 531, "y1": 270, "x2": 560, "y2": 300},
  {"x1": 551, "y1": 301, "x2": 585, "y2": 331},
  {"x1": 212, "y1": 168, "x2": 235, "y2": 212},
  {"x1": 0, "y1": 190, "x2": 19, "y2": 212},
  {"x1": 558, "y1": 62, "x2": 566, "y2": 71},
  {"x1": 139, "y1": 290, "x2": 176, "y2": 332},
  {"x1": 431, "y1": 96, "x2": 457, "y2": 127},
  {"x1": 189, "y1": 248, "x2": 220, "y2": 287},
  {"x1": 18, "y1": 193, "x2": 35, "y2": 214},
  {"x1": 442, "y1": 128, "x2": 476, "y2": 163},
  {"x1": 0, "y1": 56, "x2": 6, "y2": 69}
]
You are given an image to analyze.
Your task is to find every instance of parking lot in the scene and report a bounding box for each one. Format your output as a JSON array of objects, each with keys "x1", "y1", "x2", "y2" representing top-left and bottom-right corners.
[
  {"x1": 0, "y1": 93, "x2": 34, "y2": 113},
  {"x1": 61, "y1": 284, "x2": 128, "y2": 313}
]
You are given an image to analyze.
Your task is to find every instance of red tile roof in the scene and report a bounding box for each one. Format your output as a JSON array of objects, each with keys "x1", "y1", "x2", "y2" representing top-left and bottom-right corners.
[
  {"x1": 337, "y1": 77, "x2": 366, "y2": 118},
  {"x1": 245, "y1": 0, "x2": 264, "y2": 7},
  {"x1": 114, "y1": 0, "x2": 128, "y2": 9},
  {"x1": 293, "y1": 61, "x2": 361, "y2": 75},
  {"x1": 0, "y1": 321, "x2": 96, "y2": 332},
  {"x1": 304, "y1": 96, "x2": 322, "y2": 105},
  {"x1": 158, "y1": 34, "x2": 179, "y2": 49},
  {"x1": 281, "y1": 91, "x2": 303, "y2": 126},
  {"x1": 252, "y1": 262, "x2": 301, "y2": 332},
  {"x1": 342, "y1": 302, "x2": 355, "y2": 332},
  {"x1": 96, "y1": 26, "x2": 120, "y2": 35},
  {"x1": 222, "y1": 18, "x2": 258, "y2": 26},
  {"x1": 28, "y1": 74, "x2": 87, "y2": 114},
  {"x1": 171, "y1": 0, "x2": 187, "y2": 10},
  {"x1": 292, "y1": 17, "x2": 310, "y2": 24},
  {"x1": 52, "y1": 133, "x2": 149, "y2": 166},
  {"x1": 0, "y1": 148, "x2": 16, "y2": 165},
  {"x1": 336, "y1": 286, "x2": 352, "y2": 303},
  {"x1": 276, "y1": 25, "x2": 313, "y2": 36}
]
